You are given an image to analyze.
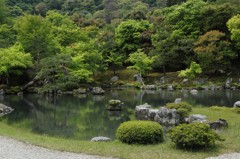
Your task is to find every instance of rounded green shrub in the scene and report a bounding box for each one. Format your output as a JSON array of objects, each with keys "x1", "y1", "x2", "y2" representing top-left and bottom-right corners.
[
  {"x1": 166, "y1": 102, "x2": 192, "y2": 120},
  {"x1": 168, "y1": 122, "x2": 224, "y2": 149},
  {"x1": 116, "y1": 120, "x2": 164, "y2": 144}
]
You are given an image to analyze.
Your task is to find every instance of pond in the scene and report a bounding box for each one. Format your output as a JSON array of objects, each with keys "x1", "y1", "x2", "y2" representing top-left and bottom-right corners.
[{"x1": 0, "y1": 89, "x2": 239, "y2": 140}]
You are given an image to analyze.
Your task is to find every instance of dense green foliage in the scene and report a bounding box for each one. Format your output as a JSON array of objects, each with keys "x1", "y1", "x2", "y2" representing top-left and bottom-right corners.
[
  {"x1": 0, "y1": 0, "x2": 240, "y2": 89},
  {"x1": 178, "y1": 62, "x2": 202, "y2": 79},
  {"x1": 165, "y1": 102, "x2": 192, "y2": 119},
  {"x1": 116, "y1": 120, "x2": 164, "y2": 144},
  {"x1": 168, "y1": 122, "x2": 224, "y2": 149}
]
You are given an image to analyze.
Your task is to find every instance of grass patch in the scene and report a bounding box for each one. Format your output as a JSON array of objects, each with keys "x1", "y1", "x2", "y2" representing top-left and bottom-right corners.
[{"x1": 0, "y1": 107, "x2": 240, "y2": 159}]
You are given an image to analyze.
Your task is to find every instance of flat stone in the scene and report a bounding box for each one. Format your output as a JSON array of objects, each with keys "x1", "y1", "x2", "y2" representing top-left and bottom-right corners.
[{"x1": 91, "y1": 136, "x2": 111, "y2": 142}]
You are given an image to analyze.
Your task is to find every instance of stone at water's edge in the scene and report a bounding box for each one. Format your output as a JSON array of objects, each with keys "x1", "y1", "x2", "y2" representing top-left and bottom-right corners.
[
  {"x1": 0, "y1": 103, "x2": 14, "y2": 116},
  {"x1": 174, "y1": 98, "x2": 181, "y2": 104},
  {"x1": 92, "y1": 87, "x2": 105, "y2": 95},
  {"x1": 233, "y1": 101, "x2": 240, "y2": 108},
  {"x1": 108, "y1": 99, "x2": 122, "y2": 110},
  {"x1": 154, "y1": 107, "x2": 180, "y2": 128},
  {"x1": 91, "y1": 136, "x2": 111, "y2": 142},
  {"x1": 135, "y1": 103, "x2": 151, "y2": 119}
]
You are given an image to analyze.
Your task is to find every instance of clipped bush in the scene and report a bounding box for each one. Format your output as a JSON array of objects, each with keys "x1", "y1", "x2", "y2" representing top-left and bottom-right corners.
[
  {"x1": 168, "y1": 122, "x2": 224, "y2": 149},
  {"x1": 166, "y1": 102, "x2": 192, "y2": 119},
  {"x1": 116, "y1": 120, "x2": 164, "y2": 144}
]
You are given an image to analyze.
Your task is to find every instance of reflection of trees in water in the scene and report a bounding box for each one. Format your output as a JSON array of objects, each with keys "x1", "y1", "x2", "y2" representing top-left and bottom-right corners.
[{"x1": 1, "y1": 89, "x2": 239, "y2": 140}]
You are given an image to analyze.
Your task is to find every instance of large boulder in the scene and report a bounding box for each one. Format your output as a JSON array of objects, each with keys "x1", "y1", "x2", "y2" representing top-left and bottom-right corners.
[
  {"x1": 92, "y1": 87, "x2": 105, "y2": 95},
  {"x1": 154, "y1": 107, "x2": 180, "y2": 127},
  {"x1": 233, "y1": 101, "x2": 240, "y2": 108},
  {"x1": 0, "y1": 103, "x2": 14, "y2": 116}
]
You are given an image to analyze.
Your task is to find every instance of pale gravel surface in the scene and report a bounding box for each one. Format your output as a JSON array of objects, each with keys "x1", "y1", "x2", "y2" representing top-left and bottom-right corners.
[
  {"x1": 0, "y1": 136, "x2": 115, "y2": 159},
  {"x1": 1, "y1": 135, "x2": 239, "y2": 159},
  {"x1": 206, "y1": 153, "x2": 240, "y2": 159}
]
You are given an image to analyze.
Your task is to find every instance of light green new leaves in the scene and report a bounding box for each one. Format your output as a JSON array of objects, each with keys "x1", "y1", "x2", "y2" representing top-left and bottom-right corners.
[
  {"x1": 127, "y1": 49, "x2": 152, "y2": 75},
  {"x1": 227, "y1": 14, "x2": 240, "y2": 49},
  {"x1": 0, "y1": 44, "x2": 32, "y2": 77}
]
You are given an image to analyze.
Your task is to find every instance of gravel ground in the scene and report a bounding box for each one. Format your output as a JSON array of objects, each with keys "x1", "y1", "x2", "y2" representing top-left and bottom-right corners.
[
  {"x1": 1, "y1": 135, "x2": 239, "y2": 159},
  {"x1": 0, "y1": 136, "x2": 115, "y2": 159},
  {"x1": 206, "y1": 153, "x2": 240, "y2": 159}
]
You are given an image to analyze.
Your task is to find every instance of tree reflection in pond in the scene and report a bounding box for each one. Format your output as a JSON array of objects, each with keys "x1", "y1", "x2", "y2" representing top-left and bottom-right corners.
[{"x1": 0, "y1": 89, "x2": 239, "y2": 140}]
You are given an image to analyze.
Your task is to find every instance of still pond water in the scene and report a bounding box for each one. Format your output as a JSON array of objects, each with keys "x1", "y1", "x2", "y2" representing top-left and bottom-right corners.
[{"x1": 0, "y1": 89, "x2": 239, "y2": 140}]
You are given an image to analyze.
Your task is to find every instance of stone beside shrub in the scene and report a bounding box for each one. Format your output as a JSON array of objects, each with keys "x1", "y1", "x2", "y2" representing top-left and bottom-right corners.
[
  {"x1": 116, "y1": 120, "x2": 164, "y2": 144},
  {"x1": 165, "y1": 102, "x2": 192, "y2": 121},
  {"x1": 168, "y1": 122, "x2": 224, "y2": 149}
]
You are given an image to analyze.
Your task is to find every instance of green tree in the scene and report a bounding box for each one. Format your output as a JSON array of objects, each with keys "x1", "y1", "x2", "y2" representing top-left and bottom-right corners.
[
  {"x1": 194, "y1": 30, "x2": 236, "y2": 72},
  {"x1": 178, "y1": 61, "x2": 202, "y2": 80},
  {"x1": 115, "y1": 20, "x2": 152, "y2": 55},
  {"x1": 0, "y1": 0, "x2": 9, "y2": 24},
  {"x1": 227, "y1": 14, "x2": 240, "y2": 49},
  {"x1": 127, "y1": 49, "x2": 152, "y2": 77},
  {"x1": 14, "y1": 14, "x2": 59, "y2": 62},
  {"x1": 0, "y1": 24, "x2": 16, "y2": 48},
  {"x1": 0, "y1": 44, "x2": 33, "y2": 85},
  {"x1": 37, "y1": 54, "x2": 92, "y2": 93},
  {"x1": 46, "y1": 10, "x2": 87, "y2": 47}
]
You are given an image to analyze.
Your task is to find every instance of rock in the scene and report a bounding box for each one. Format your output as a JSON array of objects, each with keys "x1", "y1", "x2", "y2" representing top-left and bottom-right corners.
[
  {"x1": 135, "y1": 103, "x2": 152, "y2": 120},
  {"x1": 17, "y1": 92, "x2": 23, "y2": 96},
  {"x1": 142, "y1": 85, "x2": 156, "y2": 90},
  {"x1": 133, "y1": 74, "x2": 143, "y2": 83},
  {"x1": 110, "y1": 76, "x2": 119, "y2": 82},
  {"x1": 185, "y1": 114, "x2": 207, "y2": 123},
  {"x1": 0, "y1": 103, "x2": 14, "y2": 116},
  {"x1": 92, "y1": 87, "x2": 105, "y2": 95},
  {"x1": 91, "y1": 136, "x2": 111, "y2": 142},
  {"x1": 182, "y1": 79, "x2": 188, "y2": 84},
  {"x1": 160, "y1": 77, "x2": 167, "y2": 84},
  {"x1": 167, "y1": 85, "x2": 173, "y2": 91},
  {"x1": 209, "y1": 118, "x2": 228, "y2": 130},
  {"x1": 233, "y1": 101, "x2": 240, "y2": 108},
  {"x1": 154, "y1": 107, "x2": 180, "y2": 127},
  {"x1": 73, "y1": 88, "x2": 87, "y2": 94},
  {"x1": 190, "y1": 89, "x2": 198, "y2": 95},
  {"x1": 0, "y1": 89, "x2": 5, "y2": 95},
  {"x1": 108, "y1": 99, "x2": 122, "y2": 110},
  {"x1": 174, "y1": 98, "x2": 181, "y2": 104},
  {"x1": 148, "y1": 109, "x2": 158, "y2": 121},
  {"x1": 225, "y1": 78, "x2": 232, "y2": 88}
]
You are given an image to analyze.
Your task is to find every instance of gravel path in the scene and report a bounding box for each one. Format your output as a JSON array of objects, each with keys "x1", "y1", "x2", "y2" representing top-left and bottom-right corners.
[
  {"x1": 206, "y1": 153, "x2": 240, "y2": 159},
  {"x1": 0, "y1": 136, "x2": 114, "y2": 159}
]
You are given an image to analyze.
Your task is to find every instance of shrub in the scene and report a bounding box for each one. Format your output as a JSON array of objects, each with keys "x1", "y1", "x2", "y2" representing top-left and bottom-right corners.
[
  {"x1": 165, "y1": 102, "x2": 192, "y2": 121},
  {"x1": 116, "y1": 120, "x2": 164, "y2": 144},
  {"x1": 168, "y1": 122, "x2": 224, "y2": 149}
]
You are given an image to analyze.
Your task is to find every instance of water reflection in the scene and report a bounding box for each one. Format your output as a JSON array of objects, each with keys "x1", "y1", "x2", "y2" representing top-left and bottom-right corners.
[{"x1": 0, "y1": 89, "x2": 239, "y2": 140}]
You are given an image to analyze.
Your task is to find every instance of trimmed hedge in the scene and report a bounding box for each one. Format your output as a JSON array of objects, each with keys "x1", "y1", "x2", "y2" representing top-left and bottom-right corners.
[
  {"x1": 166, "y1": 102, "x2": 192, "y2": 120},
  {"x1": 168, "y1": 122, "x2": 224, "y2": 149},
  {"x1": 116, "y1": 120, "x2": 164, "y2": 144}
]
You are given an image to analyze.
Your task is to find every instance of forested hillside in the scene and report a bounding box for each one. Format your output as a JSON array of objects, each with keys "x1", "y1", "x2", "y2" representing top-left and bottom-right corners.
[{"x1": 0, "y1": 0, "x2": 240, "y2": 92}]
